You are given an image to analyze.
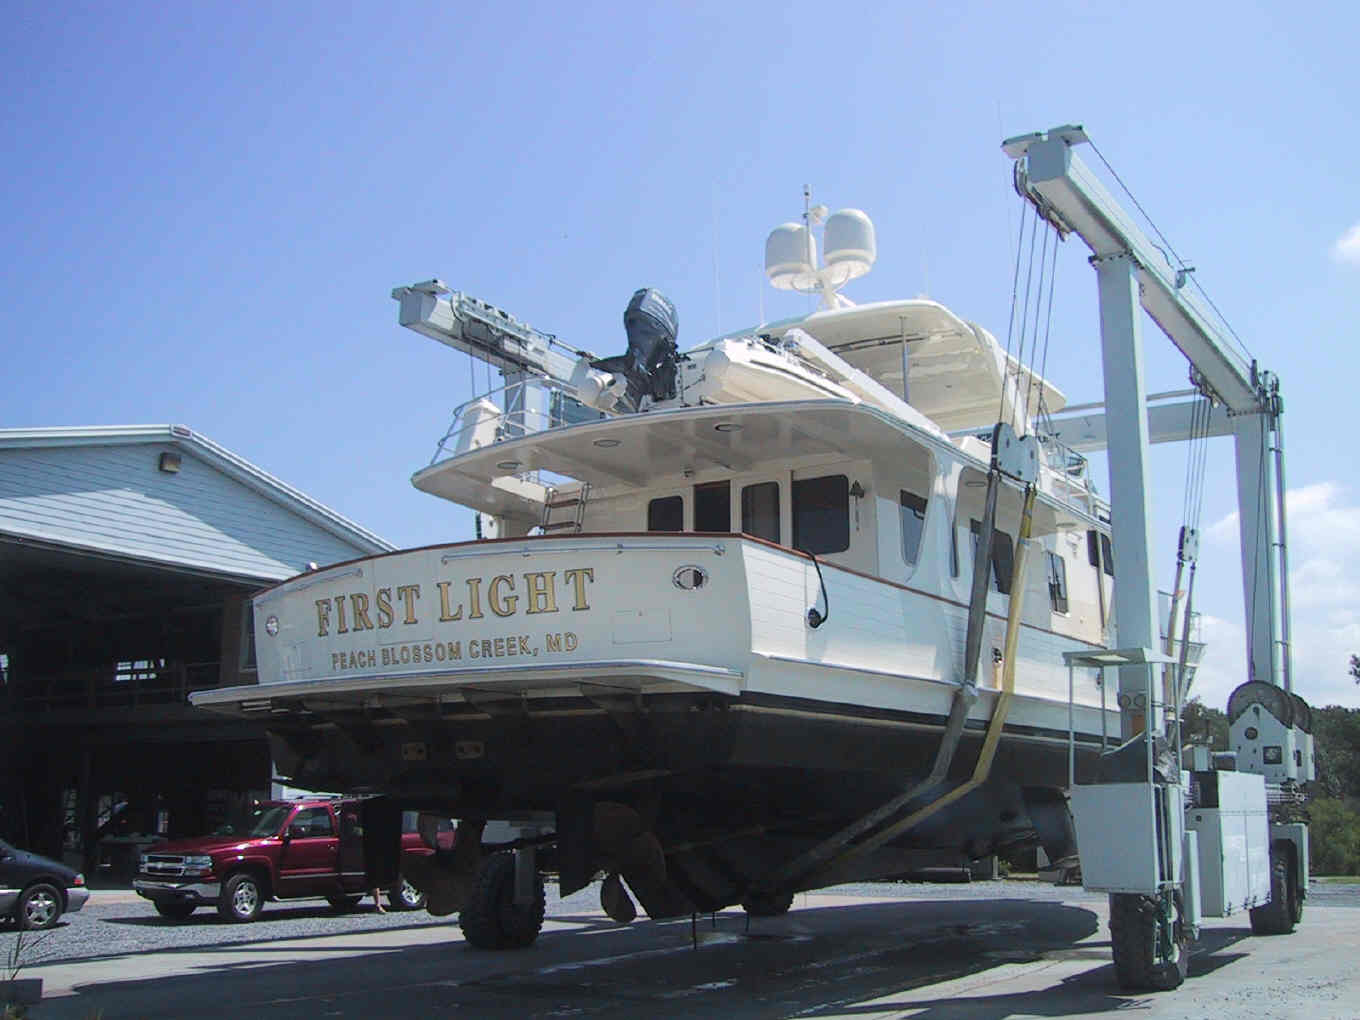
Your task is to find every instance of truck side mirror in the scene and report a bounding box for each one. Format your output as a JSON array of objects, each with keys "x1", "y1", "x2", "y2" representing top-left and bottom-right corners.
[{"x1": 287, "y1": 824, "x2": 307, "y2": 840}]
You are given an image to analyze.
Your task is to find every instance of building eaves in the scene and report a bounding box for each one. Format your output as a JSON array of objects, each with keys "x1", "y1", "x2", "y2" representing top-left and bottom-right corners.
[{"x1": 0, "y1": 424, "x2": 395, "y2": 555}]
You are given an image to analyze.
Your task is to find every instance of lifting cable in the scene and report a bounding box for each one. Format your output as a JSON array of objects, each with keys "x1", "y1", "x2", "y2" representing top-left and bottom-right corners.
[
  {"x1": 1000, "y1": 198, "x2": 1034, "y2": 426},
  {"x1": 1087, "y1": 138, "x2": 1255, "y2": 368},
  {"x1": 1165, "y1": 388, "x2": 1214, "y2": 732}
]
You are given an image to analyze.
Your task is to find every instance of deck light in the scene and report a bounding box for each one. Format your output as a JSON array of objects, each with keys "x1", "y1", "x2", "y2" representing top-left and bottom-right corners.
[
  {"x1": 496, "y1": 460, "x2": 521, "y2": 472},
  {"x1": 714, "y1": 423, "x2": 742, "y2": 433},
  {"x1": 593, "y1": 438, "x2": 621, "y2": 448}
]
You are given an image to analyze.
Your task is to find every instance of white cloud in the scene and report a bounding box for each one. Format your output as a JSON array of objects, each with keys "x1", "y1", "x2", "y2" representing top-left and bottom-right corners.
[
  {"x1": 1200, "y1": 481, "x2": 1360, "y2": 708},
  {"x1": 1333, "y1": 222, "x2": 1360, "y2": 265}
]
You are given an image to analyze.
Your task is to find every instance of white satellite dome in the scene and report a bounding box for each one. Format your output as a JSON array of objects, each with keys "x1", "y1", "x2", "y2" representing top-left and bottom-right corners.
[
  {"x1": 822, "y1": 208, "x2": 876, "y2": 286},
  {"x1": 765, "y1": 222, "x2": 818, "y2": 291}
]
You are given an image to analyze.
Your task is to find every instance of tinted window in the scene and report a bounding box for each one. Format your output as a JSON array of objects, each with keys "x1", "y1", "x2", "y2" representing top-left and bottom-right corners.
[
  {"x1": 291, "y1": 806, "x2": 334, "y2": 837},
  {"x1": 1087, "y1": 530, "x2": 1114, "y2": 576},
  {"x1": 693, "y1": 482, "x2": 731, "y2": 533},
  {"x1": 970, "y1": 519, "x2": 1015, "y2": 594},
  {"x1": 648, "y1": 496, "x2": 683, "y2": 532},
  {"x1": 899, "y1": 490, "x2": 928, "y2": 567},
  {"x1": 1048, "y1": 552, "x2": 1069, "y2": 613},
  {"x1": 741, "y1": 482, "x2": 780, "y2": 543},
  {"x1": 793, "y1": 475, "x2": 849, "y2": 554}
]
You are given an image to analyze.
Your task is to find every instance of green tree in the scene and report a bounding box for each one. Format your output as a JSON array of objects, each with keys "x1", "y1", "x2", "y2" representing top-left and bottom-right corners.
[
  {"x1": 1180, "y1": 696, "x2": 1229, "y2": 750},
  {"x1": 1351, "y1": 653, "x2": 1359, "y2": 684},
  {"x1": 1308, "y1": 798, "x2": 1360, "y2": 876},
  {"x1": 1312, "y1": 705, "x2": 1360, "y2": 801}
]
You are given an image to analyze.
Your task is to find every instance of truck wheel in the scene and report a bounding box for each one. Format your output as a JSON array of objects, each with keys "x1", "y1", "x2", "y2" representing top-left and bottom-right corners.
[
  {"x1": 1249, "y1": 852, "x2": 1296, "y2": 935},
  {"x1": 741, "y1": 890, "x2": 795, "y2": 917},
  {"x1": 459, "y1": 852, "x2": 545, "y2": 950},
  {"x1": 388, "y1": 878, "x2": 427, "y2": 911},
  {"x1": 326, "y1": 895, "x2": 363, "y2": 913},
  {"x1": 1109, "y1": 892, "x2": 1188, "y2": 991},
  {"x1": 219, "y1": 872, "x2": 263, "y2": 923},
  {"x1": 17, "y1": 883, "x2": 62, "y2": 930},
  {"x1": 154, "y1": 902, "x2": 196, "y2": 921}
]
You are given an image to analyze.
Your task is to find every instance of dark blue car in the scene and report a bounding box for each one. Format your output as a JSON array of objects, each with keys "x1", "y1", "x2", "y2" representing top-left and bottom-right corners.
[{"x1": 0, "y1": 839, "x2": 90, "y2": 929}]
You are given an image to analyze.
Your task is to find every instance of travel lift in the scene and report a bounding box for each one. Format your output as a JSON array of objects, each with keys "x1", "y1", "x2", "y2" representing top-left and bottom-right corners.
[
  {"x1": 1008, "y1": 125, "x2": 1312, "y2": 991},
  {"x1": 392, "y1": 128, "x2": 1312, "y2": 988}
]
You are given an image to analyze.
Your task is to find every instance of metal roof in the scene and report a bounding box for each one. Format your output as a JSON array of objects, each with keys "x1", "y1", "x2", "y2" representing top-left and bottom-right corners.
[{"x1": 0, "y1": 424, "x2": 394, "y2": 557}]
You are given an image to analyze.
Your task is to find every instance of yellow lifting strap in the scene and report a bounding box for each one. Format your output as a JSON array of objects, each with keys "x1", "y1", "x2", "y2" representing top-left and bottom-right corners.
[{"x1": 830, "y1": 482, "x2": 1038, "y2": 866}]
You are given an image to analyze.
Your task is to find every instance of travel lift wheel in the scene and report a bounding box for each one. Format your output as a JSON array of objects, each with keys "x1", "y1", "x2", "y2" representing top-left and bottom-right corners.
[
  {"x1": 459, "y1": 850, "x2": 545, "y2": 950},
  {"x1": 1109, "y1": 891, "x2": 1189, "y2": 991},
  {"x1": 1249, "y1": 847, "x2": 1299, "y2": 936}
]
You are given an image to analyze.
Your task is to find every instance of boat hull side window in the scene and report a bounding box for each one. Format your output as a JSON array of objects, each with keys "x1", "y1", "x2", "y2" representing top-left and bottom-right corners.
[
  {"x1": 648, "y1": 496, "x2": 684, "y2": 532},
  {"x1": 1087, "y1": 529, "x2": 1115, "y2": 576},
  {"x1": 793, "y1": 475, "x2": 850, "y2": 555},
  {"x1": 1047, "y1": 551, "x2": 1069, "y2": 613},
  {"x1": 970, "y1": 518, "x2": 1015, "y2": 595},
  {"x1": 899, "y1": 489, "x2": 928, "y2": 568},
  {"x1": 694, "y1": 481, "x2": 732, "y2": 533},
  {"x1": 741, "y1": 481, "x2": 781, "y2": 544}
]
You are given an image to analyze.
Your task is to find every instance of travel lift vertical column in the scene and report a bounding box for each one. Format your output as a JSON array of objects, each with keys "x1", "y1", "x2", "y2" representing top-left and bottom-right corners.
[
  {"x1": 1022, "y1": 130, "x2": 1192, "y2": 990},
  {"x1": 1093, "y1": 250, "x2": 1164, "y2": 741}
]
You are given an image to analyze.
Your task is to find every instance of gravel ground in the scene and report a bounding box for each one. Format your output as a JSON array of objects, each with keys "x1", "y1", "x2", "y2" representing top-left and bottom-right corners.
[{"x1": 7, "y1": 876, "x2": 1357, "y2": 969}]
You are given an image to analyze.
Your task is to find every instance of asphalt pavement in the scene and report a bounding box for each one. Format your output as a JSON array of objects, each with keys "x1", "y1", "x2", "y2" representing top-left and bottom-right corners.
[{"x1": 8, "y1": 879, "x2": 1360, "y2": 1019}]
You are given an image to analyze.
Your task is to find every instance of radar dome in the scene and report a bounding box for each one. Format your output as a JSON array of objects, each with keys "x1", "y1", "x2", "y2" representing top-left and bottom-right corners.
[
  {"x1": 822, "y1": 208, "x2": 876, "y2": 286},
  {"x1": 765, "y1": 222, "x2": 818, "y2": 291}
]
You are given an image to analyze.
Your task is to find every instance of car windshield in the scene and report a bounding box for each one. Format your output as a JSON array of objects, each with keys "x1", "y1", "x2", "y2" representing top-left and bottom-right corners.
[{"x1": 244, "y1": 805, "x2": 293, "y2": 838}]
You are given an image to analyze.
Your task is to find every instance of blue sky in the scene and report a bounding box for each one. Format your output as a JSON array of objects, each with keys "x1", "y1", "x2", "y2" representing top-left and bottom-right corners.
[{"x1": 3, "y1": 1, "x2": 1356, "y2": 706}]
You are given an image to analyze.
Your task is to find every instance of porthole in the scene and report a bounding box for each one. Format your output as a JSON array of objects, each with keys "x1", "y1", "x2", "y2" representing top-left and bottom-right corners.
[{"x1": 672, "y1": 566, "x2": 708, "y2": 591}]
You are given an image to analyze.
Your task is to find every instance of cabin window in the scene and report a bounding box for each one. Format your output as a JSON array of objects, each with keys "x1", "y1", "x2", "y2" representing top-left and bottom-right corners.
[
  {"x1": 792, "y1": 475, "x2": 850, "y2": 554},
  {"x1": 1086, "y1": 530, "x2": 1115, "y2": 576},
  {"x1": 741, "y1": 482, "x2": 781, "y2": 543},
  {"x1": 693, "y1": 481, "x2": 731, "y2": 533},
  {"x1": 899, "y1": 490, "x2": 928, "y2": 567},
  {"x1": 1047, "y1": 552, "x2": 1069, "y2": 613},
  {"x1": 648, "y1": 496, "x2": 683, "y2": 532},
  {"x1": 970, "y1": 519, "x2": 1015, "y2": 595}
]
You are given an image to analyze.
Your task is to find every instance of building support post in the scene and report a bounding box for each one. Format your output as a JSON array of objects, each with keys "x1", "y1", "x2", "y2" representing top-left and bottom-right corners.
[{"x1": 1094, "y1": 252, "x2": 1163, "y2": 740}]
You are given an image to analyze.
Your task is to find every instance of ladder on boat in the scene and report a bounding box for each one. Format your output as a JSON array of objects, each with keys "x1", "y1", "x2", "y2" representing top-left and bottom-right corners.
[{"x1": 540, "y1": 483, "x2": 590, "y2": 534}]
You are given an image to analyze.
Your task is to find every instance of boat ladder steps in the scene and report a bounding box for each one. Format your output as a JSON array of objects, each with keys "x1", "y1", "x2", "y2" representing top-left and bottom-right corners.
[{"x1": 541, "y1": 483, "x2": 590, "y2": 534}]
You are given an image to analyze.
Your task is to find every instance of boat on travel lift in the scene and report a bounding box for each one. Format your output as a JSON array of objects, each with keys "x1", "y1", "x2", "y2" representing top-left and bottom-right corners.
[{"x1": 192, "y1": 190, "x2": 1201, "y2": 948}]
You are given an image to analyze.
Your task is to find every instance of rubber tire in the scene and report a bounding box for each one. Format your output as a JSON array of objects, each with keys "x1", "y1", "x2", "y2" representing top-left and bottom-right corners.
[
  {"x1": 459, "y1": 852, "x2": 545, "y2": 950},
  {"x1": 17, "y1": 883, "x2": 63, "y2": 930},
  {"x1": 1109, "y1": 893, "x2": 1188, "y2": 991},
  {"x1": 218, "y1": 872, "x2": 264, "y2": 923},
  {"x1": 388, "y1": 877, "x2": 427, "y2": 912},
  {"x1": 741, "y1": 890, "x2": 795, "y2": 917},
  {"x1": 1250, "y1": 853, "x2": 1296, "y2": 935},
  {"x1": 154, "y1": 901, "x2": 197, "y2": 921},
  {"x1": 327, "y1": 894, "x2": 364, "y2": 913}
]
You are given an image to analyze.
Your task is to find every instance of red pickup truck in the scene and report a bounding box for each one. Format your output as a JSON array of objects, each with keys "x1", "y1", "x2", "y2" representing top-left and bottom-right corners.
[{"x1": 133, "y1": 798, "x2": 439, "y2": 922}]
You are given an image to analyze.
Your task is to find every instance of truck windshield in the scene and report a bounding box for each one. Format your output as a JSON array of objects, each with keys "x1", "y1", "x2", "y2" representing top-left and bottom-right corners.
[{"x1": 245, "y1": 805, "x2": 292, "y2": 837}]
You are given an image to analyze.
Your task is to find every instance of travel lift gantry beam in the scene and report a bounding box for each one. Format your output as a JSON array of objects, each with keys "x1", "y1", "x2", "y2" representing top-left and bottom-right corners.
[{"x1": 1005, "y1": 125, "x2": 1308, "y2": 992}]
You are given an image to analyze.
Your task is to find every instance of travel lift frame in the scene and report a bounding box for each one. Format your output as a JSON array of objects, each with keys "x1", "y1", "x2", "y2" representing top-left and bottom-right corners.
[
  {"x1": 392, "y1": 129, "x2": 1310, "y2": 987},
  {"x1": 1006, "y1": 125, "x2": 1310, "y2": 991}
]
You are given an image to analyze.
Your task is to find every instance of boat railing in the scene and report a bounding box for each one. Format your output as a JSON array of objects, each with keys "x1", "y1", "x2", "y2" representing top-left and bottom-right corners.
[
  {"x1": 430, "y1": 378, "x2": 612, "y2": 466},
  {"x1": 1037, "y1": 432, "x2": 1103, "y2": 516}
]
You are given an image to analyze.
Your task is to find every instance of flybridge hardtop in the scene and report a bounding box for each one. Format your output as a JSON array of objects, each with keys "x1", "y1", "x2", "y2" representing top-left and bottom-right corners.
[{"x1": 192, "y1": 127, "x2": 1308, "y2": 994}]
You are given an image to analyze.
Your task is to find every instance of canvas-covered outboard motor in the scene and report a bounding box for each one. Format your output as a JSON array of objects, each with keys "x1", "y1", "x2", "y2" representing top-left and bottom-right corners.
[{"x1": 571, "y1": 288, "x2": 679, "y2": 413}]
